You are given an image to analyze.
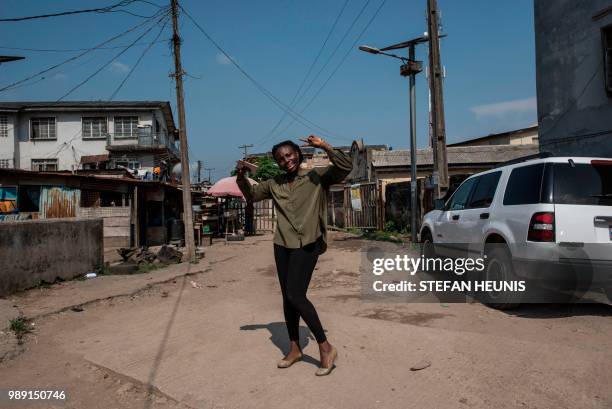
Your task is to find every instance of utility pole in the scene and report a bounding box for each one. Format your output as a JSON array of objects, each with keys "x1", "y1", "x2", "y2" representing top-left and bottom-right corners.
[
  {"x1": 204, "y1": 167, "x2": 215, "y2": 183},
  {"x1": 426, "y1": 0, "x2": 448, "y2": 198},
  {"x1": 196, "y1": 160, "x2": 202, "y2": 183},
  {"x1": 359, "y1": 37, "x2": 426, "y2": 242},
  {"x1": 170, "y1": 0, "x2": 196, "y2": 262},
  {"x1": 238, "y1": 144, "x2": 253, "y2": 160},
  {"x1": 407, "y1": 44, "x2": 419, "y2": 242}
]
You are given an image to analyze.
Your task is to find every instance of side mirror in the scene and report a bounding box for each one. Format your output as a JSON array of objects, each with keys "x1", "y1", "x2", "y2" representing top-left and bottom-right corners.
[{"x1": 434, "y1": 199, "x2": 445, "y2": 211}]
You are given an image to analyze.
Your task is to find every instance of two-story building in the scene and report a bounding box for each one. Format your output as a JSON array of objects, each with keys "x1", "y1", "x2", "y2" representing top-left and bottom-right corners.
[{"x1": 0, "y1": 101, "x2": 180, "y2": 173}]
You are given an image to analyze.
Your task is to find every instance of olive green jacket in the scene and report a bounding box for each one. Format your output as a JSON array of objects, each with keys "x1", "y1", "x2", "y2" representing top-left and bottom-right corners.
[{"x1": 237, "y1": 148, "x2": 353, "y2": 253}]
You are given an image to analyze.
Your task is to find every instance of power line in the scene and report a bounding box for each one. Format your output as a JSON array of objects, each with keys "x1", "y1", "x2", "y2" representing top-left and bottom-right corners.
[
  {"x1": 178, "y1": 4, "x2": 345, "y2": 141},
  {"x1": 109, "y1": 17, "x2": 170, "y2": 100},
  {"x1": 273, "y1": 0, "x2": 387, "y2": 141},
  {"x1": 0, "y1": 40, "x2": 169, "y2": 53},
  {"x1": 301, "y1": 0, "x2": 388, "y2": 113},
  {"x1": 0, "y1": 0, "x2": 143, "y2": 22},
  {"x1": 260, "y1": 0, "x2": 350, "y2": 145},
  {"x1": 58, "y1": 12, "x2": 170, "y2": 101},
  {"x1": 292, "y1": 0, "x2": 372, "y2": 112},
  {"x1": 0, "y1": 9, "x2": 169, "y2": 93}
]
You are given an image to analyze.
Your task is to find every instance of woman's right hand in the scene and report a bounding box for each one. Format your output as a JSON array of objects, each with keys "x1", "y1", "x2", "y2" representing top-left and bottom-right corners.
[{"x1": 235, "y1": 160, "x2": 247, "y2": 178}]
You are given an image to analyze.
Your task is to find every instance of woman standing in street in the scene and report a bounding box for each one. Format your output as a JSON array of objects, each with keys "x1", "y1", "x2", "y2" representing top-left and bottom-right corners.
[{"x1": 236, "y1": 135, "x2": 353, "y2": 376}]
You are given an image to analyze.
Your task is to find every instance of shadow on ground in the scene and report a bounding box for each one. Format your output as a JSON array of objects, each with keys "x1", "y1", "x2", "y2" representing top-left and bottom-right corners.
[
  {"x1": 502, "y1": 302, "x2": 612, "y2": 319},
  {"x1": 239, "y1": 322, "x2": 321, "y2": 366}
]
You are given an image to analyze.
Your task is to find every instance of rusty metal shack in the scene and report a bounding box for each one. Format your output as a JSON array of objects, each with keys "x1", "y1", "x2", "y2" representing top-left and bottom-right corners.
[{"x1": 0, "y1": 169, "x2": 182, "y2": 251}]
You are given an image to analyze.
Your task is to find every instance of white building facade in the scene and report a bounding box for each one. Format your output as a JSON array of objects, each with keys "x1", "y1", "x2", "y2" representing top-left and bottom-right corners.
[{"x1": 0, "y1": 101, "x2": 179, "y2": 172}]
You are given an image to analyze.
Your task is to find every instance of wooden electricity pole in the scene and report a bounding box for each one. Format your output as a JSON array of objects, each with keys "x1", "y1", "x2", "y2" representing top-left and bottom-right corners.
[
  {"x1": 426, "y1": 0, "x2": 449, "y2": 198},
  {"x1": 170, "y1": 0, "x2": 196, "y2": 262},
  {"x1": 238, "y1": 144, "x2": 254, "y2": 160}
]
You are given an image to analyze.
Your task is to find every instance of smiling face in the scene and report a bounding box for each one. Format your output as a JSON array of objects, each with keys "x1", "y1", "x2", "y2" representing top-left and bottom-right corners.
[{"x1": 273, "y1": 144, "x2": 300, "y2": 174}]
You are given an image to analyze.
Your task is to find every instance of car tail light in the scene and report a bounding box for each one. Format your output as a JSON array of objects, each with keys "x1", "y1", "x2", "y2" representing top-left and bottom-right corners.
[
  {"x1": 591, "y1": 160, "x2": 612, "y2": 166},
  {"x1": 528, "y1": 212, "x2": 555, "y2": 242}
]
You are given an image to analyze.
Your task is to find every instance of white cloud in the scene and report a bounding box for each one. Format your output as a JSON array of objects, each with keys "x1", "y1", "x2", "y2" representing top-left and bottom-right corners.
[
  {"x1": 109, "y1": 61, "x2": 130, "y2": 73},
  {"x1": 215, "y1": 53, "x2": 232, "y2": 65},
  {"x1": 470, "y1": 97, "x2": 537, "y2": 119}
]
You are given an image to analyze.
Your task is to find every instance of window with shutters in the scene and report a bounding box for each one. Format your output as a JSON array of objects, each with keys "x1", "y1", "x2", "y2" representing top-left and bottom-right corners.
[
  {"x1": 114, "y1": 116, "x2": 139, "y2": 138},
  {"x1": 0, "y1": 116, "x2": 7, "y2": 138},
  {"x1": 82, "y1": 117, "x2": 108, "y2": 139},
  {"x1": 31, "y1": 117, "x2": 56, "y2": 140},
  {"x1": 31, "y1": 158, "x2": 58, "y2": 171}
]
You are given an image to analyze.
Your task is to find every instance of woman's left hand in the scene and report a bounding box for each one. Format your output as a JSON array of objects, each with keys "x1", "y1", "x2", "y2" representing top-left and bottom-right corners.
[{"x1": 299, "y1": 135, "x2": 331, "y2": 150}]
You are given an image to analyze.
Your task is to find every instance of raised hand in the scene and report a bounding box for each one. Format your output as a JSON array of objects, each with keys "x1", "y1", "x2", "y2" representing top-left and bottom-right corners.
[
  {"x1": 235, "y1": 160, "x2": 248, "y2": 178},
  {"x1": 299, "y1": 135, "x2": 331, "y2": 151}
]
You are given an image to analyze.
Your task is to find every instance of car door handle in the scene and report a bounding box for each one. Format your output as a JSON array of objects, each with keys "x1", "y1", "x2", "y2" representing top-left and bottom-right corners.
[
  {"x1": 452, "y1": 214, "x2": 460, "y2": 220},
  {"x1": 594, "y1": 216, "x2": 612, "y2": 223},
  {"x1": 480, "y1": 213, "x2": 490, "y2": 219}
]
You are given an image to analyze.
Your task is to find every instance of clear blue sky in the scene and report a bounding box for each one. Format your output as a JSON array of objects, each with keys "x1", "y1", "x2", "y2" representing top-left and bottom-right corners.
[{"x1": 0, "y1": 0, "x2": 536, "y2": 181}]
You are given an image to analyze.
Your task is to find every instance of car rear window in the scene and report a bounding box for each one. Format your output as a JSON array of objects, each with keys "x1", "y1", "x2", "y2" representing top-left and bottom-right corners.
[
  {"x1": 503, "y1": 163, "x2": 544, "y2": 205},
  {"x1": 553, "y1": 162, "x2": 612, "y2": 206}
]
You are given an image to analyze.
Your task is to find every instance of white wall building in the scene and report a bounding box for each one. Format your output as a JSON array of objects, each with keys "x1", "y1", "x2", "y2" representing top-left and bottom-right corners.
[{"x1": 0, "y1": 101, "x2": 179, "y2": 172}]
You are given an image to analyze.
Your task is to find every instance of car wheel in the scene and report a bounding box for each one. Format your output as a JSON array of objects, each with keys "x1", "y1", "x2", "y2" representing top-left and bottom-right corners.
[
  {"x1": 420, "y1": 230, "x2": 437, "y2": 259},
  {"x1": 481, "y1": 245, "x2": 522, "y2": 310},
  {"x1": 604, "y1": 285, "x2": 612, "y2": 303}
]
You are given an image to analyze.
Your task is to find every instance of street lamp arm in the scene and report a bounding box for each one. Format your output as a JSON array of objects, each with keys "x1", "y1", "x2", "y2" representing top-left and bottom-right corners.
[
  {"x1": 378, "y1": 51, "x2": 408, "y2": 62},
  {"x1": 358, "y1": 45, "x2": 407, "y2": 62}
]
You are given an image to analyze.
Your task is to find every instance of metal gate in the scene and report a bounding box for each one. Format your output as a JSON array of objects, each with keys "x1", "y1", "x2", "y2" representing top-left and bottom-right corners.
[
  {"x1": 254, "y1": 199, "x2": 275, "y2": 232},
  {"x1": 342, "y1": 181, "x2": 382, "y2": 230}
]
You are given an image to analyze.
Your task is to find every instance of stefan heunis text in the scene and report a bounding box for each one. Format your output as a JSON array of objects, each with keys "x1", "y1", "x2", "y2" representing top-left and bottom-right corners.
[{"x1": 372, "y1": 280, "x2": 526, "y2": 292}]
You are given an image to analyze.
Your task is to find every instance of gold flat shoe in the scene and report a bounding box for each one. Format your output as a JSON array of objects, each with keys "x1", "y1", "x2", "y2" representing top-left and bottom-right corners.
[
  {"x1": 315, "y1": 347, "x2": 338, "y2": 376},
  {"x1": 277, "y1": 354, "x2": 303, "y2": 368}
]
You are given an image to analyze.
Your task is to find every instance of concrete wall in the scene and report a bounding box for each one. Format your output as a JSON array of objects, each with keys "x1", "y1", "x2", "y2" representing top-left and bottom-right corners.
[
  {"x1": 0, "y1": 218, "x2": 103, "y2": 296},
  {"x1": 535, "y1": 0, "x2": 612, "y2": 156},
  {"x1": 77, "y1": 206, "x2": 131, "y2": 248}
]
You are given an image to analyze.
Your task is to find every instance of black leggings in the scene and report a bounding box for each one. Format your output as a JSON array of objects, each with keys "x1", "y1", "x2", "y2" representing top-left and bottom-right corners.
[{"x1": 273, "y1": 238, "x2": 327, "y2": 344}]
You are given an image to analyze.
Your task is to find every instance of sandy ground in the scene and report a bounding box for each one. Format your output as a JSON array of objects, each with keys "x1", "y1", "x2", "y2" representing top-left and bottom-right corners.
[{"x1": 1, "y1": 232, "x2": 611, "y2": 409}]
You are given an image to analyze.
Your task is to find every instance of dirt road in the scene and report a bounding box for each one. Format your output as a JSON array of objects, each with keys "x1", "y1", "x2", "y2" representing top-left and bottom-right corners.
[{"x1": 1, "y1": 232, "x2": 611, "y2": 409}]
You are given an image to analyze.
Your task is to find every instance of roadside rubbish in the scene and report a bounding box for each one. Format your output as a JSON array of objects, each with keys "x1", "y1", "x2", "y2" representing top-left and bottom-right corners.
[
  {"x1": 410, "y1": 360, "x2": 431, "y2": 371},
  {"x1": 117, "y1": 247, "x2": 157, "y2": 264},
  {"x1": 190, "y1": 280, "x2": 202, "y2": 289},
  {"x1": 112, "y1": 246, "x2": 183, "y2": 275},
  {"x1": 157, "y1": 245, "x2": 183, "y2": 264},
  {"x1": 85, "y1": 273, "x2": 97, "y2": 279}
]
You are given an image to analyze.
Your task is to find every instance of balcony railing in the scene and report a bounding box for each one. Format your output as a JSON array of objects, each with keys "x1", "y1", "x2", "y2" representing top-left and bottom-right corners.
[{"x1": 106, "y1": 129, "x2": 180, "y2": 157}]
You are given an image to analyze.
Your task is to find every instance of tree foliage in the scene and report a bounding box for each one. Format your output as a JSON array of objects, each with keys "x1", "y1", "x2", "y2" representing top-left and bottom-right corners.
[{"x1": 253, "y1": 156, "x2": 283, "y2": 182}]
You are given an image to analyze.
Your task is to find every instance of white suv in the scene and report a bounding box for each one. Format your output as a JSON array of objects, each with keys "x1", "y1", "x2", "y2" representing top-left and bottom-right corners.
[{"x1": 420, "y1": 155, "x2": 612, "y2": 308}]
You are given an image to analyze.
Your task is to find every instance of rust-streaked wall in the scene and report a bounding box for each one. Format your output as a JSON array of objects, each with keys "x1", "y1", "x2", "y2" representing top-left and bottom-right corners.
[{"x1": 0, "y1": 218, "x2": 103, "y2": 296}]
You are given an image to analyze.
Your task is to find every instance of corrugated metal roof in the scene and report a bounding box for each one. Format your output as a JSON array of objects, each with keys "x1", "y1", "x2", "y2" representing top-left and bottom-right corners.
[
  {"x1": 447, "y1": 125, "x2": 538, "y2": 147},
  {"x1": 80, "y1": 154, "x2": 109, "y2": 164},
  {"x1": 0, "y1": 168, "x2": 180, "y2": 190},
  {"x1": 371, "y1": 145, "x2": 540, "y2": 168}
]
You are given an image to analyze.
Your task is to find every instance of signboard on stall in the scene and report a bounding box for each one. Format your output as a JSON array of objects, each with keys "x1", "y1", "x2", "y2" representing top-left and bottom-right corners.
[{"x1": 350, "y1": 184, "x2": 362, "y2": 211}]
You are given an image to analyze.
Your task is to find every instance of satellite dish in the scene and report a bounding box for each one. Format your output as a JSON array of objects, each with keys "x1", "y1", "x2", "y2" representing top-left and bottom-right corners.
[{"x1": 172, "y1": 162, "x2": 199, "y2": 177}]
